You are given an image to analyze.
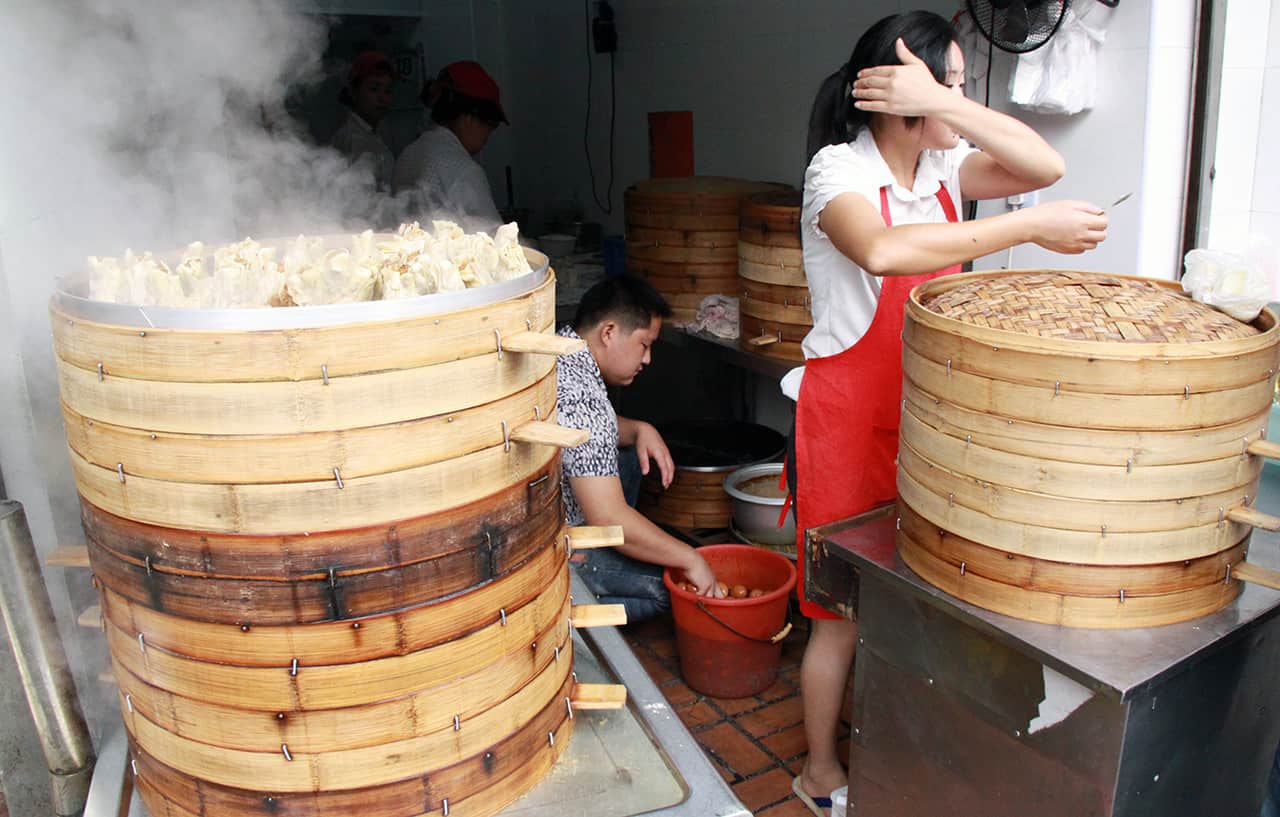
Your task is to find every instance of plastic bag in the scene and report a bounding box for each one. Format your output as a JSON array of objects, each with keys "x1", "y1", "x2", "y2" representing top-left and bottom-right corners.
[
  {"x1": 1010, "y1": 6, "x2": 1108, "y2": 115},
  {"x1": 1182, "y1": 237, "x2": 1278, "y2": 323}
]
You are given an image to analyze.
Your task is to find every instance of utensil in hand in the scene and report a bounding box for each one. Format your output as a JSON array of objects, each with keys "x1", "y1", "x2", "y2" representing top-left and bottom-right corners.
[{"x1": 1104, "y1": 192, "x2": 1132, "y2": 212}]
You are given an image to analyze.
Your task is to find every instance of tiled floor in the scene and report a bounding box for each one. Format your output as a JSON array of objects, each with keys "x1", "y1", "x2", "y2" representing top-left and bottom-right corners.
[{"x1": 621, "y1": 608, "x2": 852, "y2": 816}]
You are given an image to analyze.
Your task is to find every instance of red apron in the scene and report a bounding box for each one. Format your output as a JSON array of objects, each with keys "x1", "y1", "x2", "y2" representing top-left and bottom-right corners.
[{"x1": 793, "y1": 183, "x2": 961, "y2": 619}]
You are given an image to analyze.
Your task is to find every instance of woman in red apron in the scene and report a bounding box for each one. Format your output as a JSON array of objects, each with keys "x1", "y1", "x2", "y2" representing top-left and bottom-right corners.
[{"x1": 788, "y1": 12, "x2": 1108, "y2": 814}]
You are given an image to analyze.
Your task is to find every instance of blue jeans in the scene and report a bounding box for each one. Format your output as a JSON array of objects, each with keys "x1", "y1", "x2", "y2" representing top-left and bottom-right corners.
[
  {"x1": 571, "y1": 447, "x2": 671, "y2": 622},
  {"x1": 1263, "y1": 742, "x2": 1280, "y2": 817}
]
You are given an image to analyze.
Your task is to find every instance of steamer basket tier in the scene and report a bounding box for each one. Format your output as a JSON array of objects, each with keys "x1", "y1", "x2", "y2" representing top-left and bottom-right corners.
[
  {"x1": 624, "y1": 177, "x2": 791, "y2": 324},
  {"x1": 738, "y1": 190, "x2": 810, "y2": 362},
  {"x1": 898, "y1": 270, "x2": 1280, "y2": 628},
  {"x1": 51, "y1": 247, "x2": 624, "y2": 817}
]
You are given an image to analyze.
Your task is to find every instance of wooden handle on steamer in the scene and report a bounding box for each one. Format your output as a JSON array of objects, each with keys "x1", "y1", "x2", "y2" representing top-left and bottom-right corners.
[
  {"x1": 564, "y1": 525, "x2": 624, "y2": 549},
  {"x1": 1248, "y1": 439, "x2": 1280, "y2": 460},
  {"x1": 77, "y1": 605, "x2": 102, "y2": 629},
  {"x1": 509, "y1": 420, "x2": 589, "y2": 449},
  {"x1": 1232, "y1": 561, "x2": 1280, "y2": 591},
  {"x1": 748, "y1": 333, "x2": 780, "y2": 347},
  {"x1": 571, "y1": 604, "x2": 627, "y2": 628},
  {"x1": 570, "y1": 683, "x2": 627, "y2": 710},
  {"x1": 501, "y1": 331, "x2": 585, "y2": 356},
  {"x1": 1227, "y1": 506, "x2": 1280, "y2": 532}
]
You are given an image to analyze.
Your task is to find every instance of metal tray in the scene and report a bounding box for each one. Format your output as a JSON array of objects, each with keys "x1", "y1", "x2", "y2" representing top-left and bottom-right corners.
[{"x1": 52, "y1": 237, "x2": 550, "y2": 331}]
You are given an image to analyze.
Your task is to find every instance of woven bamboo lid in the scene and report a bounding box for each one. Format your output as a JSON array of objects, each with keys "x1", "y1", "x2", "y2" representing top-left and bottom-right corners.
[{"x1": 920, "y1": 271, "x2": 1258, "y2": 343}]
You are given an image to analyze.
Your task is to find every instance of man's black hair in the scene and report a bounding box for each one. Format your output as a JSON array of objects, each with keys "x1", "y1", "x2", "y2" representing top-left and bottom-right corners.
[{"x1": 572, "y1": 275, "x2": 673, "y2": 334}]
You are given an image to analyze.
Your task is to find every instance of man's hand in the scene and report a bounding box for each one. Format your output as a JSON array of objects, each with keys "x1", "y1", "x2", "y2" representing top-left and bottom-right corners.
[
  {"x1": 633, "y1": 421, "x2": 675, "y2": 489},
  {"x1": 682, "y1": 551, "x2": 725, "y2": 598}
]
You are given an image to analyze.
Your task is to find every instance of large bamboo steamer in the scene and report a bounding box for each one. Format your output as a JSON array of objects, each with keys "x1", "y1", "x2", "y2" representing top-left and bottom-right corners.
[
  {"x1": 898, "y1": 270, "x2": 1280, "y2": 628},
  {"x1": 737, "y1": 191, "x2": 810, "y2": 362},
  {"x1": 625, "y1": 177, "x2": 791, "y2": 323},
  {"x1": 51, "y1": 249, "x2": 621, "y2": 817}
]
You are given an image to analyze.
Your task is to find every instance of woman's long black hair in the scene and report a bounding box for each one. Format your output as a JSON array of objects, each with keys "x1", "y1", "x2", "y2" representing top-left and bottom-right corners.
[{"x1": 806, "y1": 11, "x2": 957, "y2": 164}]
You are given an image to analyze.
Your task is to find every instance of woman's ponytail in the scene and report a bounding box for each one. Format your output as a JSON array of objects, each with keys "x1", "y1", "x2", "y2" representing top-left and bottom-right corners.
[{"x1": 805, "y1": 64, "x2": 853, "y2": 165}]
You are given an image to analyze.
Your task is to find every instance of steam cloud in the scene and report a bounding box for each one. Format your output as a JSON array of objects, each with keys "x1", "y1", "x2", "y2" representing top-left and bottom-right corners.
[{"x1": 0, "y1": 0, "x2": 401, "y2": 264}]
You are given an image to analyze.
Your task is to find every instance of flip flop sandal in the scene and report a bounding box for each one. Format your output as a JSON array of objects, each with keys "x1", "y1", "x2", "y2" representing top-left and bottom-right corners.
[{"x1": 792, "y1": 775, "x2": 833, "y2": 817}]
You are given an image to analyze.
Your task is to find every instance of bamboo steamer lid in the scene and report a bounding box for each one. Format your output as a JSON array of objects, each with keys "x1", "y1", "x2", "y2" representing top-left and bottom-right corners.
[
  {"x1": 898, "y1": 269, "x2": 1280, "y2": 628},
  {"x1": 920, "y1": 270, "x2": 1259, "y2": 343}
]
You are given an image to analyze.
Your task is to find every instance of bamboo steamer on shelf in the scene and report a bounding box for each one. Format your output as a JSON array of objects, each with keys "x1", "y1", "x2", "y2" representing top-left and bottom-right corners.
[
  {"x1": 737, "y1": 191, "x2": 810, "y2": 362},
  {"x1": 624, "y1": 177, "x2": 791, "y2": 323},
  {"x1": 898, "y1": 270, "x2": 1280, "y2": 629},
  {"x1": 50, "y1": 250, "x2": 627, "y2": 817}
]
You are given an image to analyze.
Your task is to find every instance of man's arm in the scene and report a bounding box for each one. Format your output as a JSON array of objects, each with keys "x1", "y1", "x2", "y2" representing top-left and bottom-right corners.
[
  {"x1": 570, "y1": 474, "x2": 722, "y2": 597},
  {"x1": 616, "y1": 416, "x2": 674, "y2": 488}
]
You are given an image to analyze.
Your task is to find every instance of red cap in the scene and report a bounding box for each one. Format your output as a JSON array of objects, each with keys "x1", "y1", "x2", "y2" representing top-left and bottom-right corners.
[
  {"x1": 350, "y1": 50, "x2": 393, "y2": 83},
  {"x1": 442, "y1": 61, "x2": 508, "y2": 124}
]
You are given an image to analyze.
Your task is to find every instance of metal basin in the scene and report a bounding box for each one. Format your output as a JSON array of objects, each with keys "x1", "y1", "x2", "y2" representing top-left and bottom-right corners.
[
  {"x1": 723, "y1": 462, "x2": 794, "y2": 546},
  {"x1": 52, "y1": 237, "x2": 550, "y2": 330}
]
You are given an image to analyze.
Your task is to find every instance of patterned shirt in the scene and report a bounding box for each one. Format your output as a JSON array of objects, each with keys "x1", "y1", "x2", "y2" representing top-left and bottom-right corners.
[{"x1": 556, "y1": 326, "x2": 619, "y2": 526}]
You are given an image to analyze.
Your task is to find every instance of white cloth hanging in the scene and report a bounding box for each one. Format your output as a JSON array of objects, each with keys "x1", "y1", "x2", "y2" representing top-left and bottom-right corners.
[{"x1": 1009, "y1": 5, "x2": 1109, "y2": 115}]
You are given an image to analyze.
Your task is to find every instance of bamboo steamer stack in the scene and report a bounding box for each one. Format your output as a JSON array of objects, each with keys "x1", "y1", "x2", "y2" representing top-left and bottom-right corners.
[
  {"x1": 638, "y1": 420, "x2": 784, "y2": 531},
  {"x1": 624, "y1": 177, "x2": 791, "y2": 323},
  {"x1": 898, "y1": 270, "x2": 1280, "y2": 629},
  {"x1": 737, "y1": 191, "x2": 811, "y2": 362},
  {"x1": 51, "y1": 256, "x2": 627, "y2": 817}
]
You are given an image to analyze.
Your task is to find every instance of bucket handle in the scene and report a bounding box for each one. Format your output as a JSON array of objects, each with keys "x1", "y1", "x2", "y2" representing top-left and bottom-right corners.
[{"x1": 695, "y1": 601, "x2": 793, "y2": 645}]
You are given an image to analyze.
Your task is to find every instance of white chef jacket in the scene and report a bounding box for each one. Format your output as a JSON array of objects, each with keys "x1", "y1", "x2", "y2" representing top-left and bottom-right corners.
[
  {"x1": 392, "y1": 125, "x2": 501, "y2": 228},
  {"x1": 780, "y1": 129, "x2": 976, "y2": 400},
  {"x1": 330, "y1": 111, "x2": 395, "y2": 192}
]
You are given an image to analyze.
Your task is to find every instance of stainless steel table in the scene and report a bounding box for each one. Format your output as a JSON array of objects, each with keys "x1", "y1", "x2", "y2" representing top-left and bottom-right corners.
[
  {"x1": 807, "y1": 466, "x2": 1280, "y2": 817},
  {"x1": 83, "y1": 573, "x2": 750, "y2": 817}
]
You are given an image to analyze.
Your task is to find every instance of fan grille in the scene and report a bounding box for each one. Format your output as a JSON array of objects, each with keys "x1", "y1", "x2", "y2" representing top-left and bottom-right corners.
[{"x1": 967, "y1": 0, "x2": 1069, "y2": 54}]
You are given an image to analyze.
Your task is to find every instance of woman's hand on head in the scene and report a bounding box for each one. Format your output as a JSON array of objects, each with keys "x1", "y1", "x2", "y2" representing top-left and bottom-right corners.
[
  {"x1": 853, "y1": 38, "x2": 952, "y2": 118},
  {"x1": 1020, "y1": 201, "x2": 1109, "y2": 254}
]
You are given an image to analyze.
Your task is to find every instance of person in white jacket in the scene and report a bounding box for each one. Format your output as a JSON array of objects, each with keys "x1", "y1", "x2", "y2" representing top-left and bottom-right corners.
[
  {"x1": 392, "y1": 61, "x2": 506, "y2": 228},
  {"x1": 330, "y1": 50, "x2": 396, "y2": 193}
]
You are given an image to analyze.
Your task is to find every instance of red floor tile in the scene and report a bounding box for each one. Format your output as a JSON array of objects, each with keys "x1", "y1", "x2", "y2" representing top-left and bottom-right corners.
[
  {"x1": 762, "y1": 723, "x2": 809, "y2": 761},
  {"x1": 716, "y1": 694, "x2": 762, "y2": 715},
  {"x1": 697, "y1": 722, "x2": 775, "y2": 777},
  {"x1": 738, "y1": 695, "x2": 805, "y2": 737},
  {"x1": 677, "y1": 700, "x2": 725, "y2": 730},
  {"x1": 731, "y1": 767, "x2": 796, "y2": 812}
]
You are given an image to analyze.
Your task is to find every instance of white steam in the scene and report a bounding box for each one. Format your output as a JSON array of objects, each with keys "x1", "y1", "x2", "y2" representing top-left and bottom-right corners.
[
  {"x1": 0, "y1": 0, "x2": 397, "y2": 257},
  {"x1": 0, "y1": 0, "x2": 413, "y2": 736}
]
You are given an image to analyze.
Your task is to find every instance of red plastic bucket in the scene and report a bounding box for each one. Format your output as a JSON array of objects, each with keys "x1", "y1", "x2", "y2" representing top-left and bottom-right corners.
[{"x1": 663, "y1": 544, "x2": 796, "y2": 698}]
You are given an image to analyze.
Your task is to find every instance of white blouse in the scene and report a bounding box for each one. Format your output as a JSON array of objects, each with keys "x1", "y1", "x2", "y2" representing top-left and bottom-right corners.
[{"x1": 780, "y1": 129, "x2": 976, "y2": 400}]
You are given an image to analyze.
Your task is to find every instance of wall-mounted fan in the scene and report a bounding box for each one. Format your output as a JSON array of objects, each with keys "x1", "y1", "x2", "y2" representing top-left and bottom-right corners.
[{"x1": 966, "y1": 0, "x2": 1072, "y2": 53}]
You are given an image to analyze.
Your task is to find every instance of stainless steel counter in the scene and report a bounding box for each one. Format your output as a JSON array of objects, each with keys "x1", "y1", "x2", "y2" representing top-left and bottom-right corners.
[
  {"x1": 806, "y1": 461, "x2": 1280, "y2": 817},
  {"x1": 83, "y1": 573, "x2": 749, "y2": 817}
]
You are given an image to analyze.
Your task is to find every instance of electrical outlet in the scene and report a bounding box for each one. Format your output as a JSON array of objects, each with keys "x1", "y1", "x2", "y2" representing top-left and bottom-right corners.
[{"x1": 592, "y1": 1, "x2": 617, "y2": 53}]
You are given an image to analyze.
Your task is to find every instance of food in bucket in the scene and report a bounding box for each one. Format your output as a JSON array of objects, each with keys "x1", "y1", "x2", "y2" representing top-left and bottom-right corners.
[
  {"x1": 86, "y1": 220, "x2": 533, "y2": 308},
  {"x1": 678, "y1": 580, "x2": 770, "y2": 599}
]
